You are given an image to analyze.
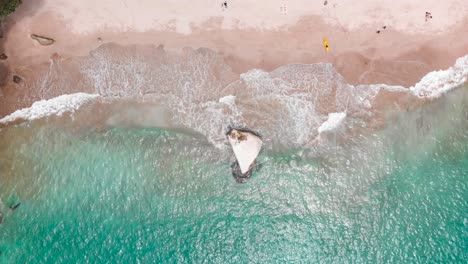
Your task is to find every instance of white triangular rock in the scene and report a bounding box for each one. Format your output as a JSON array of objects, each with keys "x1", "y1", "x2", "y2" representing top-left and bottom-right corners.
[{"x1": 227, "y1": 129, "x2": 263, "y2": 174}]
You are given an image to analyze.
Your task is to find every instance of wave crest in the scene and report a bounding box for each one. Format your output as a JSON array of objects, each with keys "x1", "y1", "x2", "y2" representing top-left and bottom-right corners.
[
  {"x1": 6, "y1": 44, "x2": 466, "y2": 148},
  {"x1": 0, "y1": 93, "x2": 100, "y2": 125}
]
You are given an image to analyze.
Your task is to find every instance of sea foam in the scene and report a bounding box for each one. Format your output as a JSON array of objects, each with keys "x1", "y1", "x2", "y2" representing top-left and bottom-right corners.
[
  {"x1": 409, "y1": 55, "x2": 468, "y2": 99},
  {"x1": 0, "y1": 93, "x2": 100, "y2": 124},
  {"x1": 318, "y1": 112, "x2": 347, "y2": 134},
  {"x1": 2, "y1": 47, "x2": 465, "y2": 149}
]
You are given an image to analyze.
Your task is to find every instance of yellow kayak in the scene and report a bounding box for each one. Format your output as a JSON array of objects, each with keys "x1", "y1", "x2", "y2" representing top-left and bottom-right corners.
[{"x1": 323, "y1": 38, "x2": 329, "y2": 52}]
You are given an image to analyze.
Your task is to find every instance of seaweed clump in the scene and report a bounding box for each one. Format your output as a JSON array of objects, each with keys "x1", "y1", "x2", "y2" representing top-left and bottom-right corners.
[{"x1": 0, "y1": 0, "x2": 22, "y2": 17}]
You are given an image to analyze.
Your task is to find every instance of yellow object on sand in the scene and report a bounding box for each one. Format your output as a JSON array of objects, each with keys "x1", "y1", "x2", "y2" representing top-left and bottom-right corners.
[{"x1": 323, "y1": 38, "x2": 329, "y2": 52}]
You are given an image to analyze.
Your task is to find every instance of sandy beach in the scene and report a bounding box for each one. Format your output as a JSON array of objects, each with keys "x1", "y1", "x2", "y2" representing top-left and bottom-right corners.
[
  {"x1": 1, "y1": 3, "x2": 468, "y2": 261},
  {"x1": 0, "y1": 0, "x2": 467, "y2": 118}
]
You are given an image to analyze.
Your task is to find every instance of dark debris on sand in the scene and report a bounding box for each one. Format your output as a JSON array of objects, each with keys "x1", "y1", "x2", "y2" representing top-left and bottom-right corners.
[
  {"x1": 13, "y1": 75, "x2": 22, "y2": 83},
  {"x1": 425, "y1": 12, "x2": 433, "y2": 21}
]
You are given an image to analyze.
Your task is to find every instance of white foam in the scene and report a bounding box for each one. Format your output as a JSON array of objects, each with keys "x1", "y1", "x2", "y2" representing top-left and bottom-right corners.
[
  {"x1": 219, "y1": 95, "x2": 236, "y2": 106},
  {"x1": 0, "y1": 93, "x2": 100, "y2": 124},
  {"x1": 410, "y1": 55, "x2": 468, "y2": 99},
  {"x1": 76, "y1": 47, "x2": 467, "y2": 149},
  {"x1": 318, "y1": 112, "x2": 347, "y2": 134}
]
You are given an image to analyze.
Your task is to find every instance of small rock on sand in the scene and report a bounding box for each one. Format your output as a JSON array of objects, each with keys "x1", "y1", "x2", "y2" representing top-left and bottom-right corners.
[
  {"x1": 0, "y1": 53, "x2": 7, "y2": 60},
  {"x1": 31, "y1": 34, "x2": 55, "y2": 46},
  {"x1": 13, "y1": 75, "x2": 22, "y2": 83}
]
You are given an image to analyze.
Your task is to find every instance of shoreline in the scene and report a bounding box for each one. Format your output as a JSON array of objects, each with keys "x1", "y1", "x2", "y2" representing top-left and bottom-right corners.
[
  {"x1": 0, "y1": 0, "x2": 467, "y2": 121},
  {"x1": 3, "y1": 12, "x2": 468, "y2": 78},
  {"x1": 3, "y1": 0, "x2": 468, "y2": 81},
  {"x1": 1, "y1": 54, "x2": 465, "y2": 149}
]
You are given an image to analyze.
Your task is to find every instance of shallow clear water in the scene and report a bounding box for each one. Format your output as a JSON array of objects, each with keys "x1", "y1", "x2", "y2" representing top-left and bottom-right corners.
[{"x1": 1, "y1": 86, "x2": 467, "y2": 263}]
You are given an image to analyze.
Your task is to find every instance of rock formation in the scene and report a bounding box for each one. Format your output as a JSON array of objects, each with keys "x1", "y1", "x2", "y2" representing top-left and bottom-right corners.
[
  {"x1": 227, "y1": 128, "x2": 263, "y2": 182},
  {"x1": 31, "y1": 34, "x2": 55, "y2": 46}
]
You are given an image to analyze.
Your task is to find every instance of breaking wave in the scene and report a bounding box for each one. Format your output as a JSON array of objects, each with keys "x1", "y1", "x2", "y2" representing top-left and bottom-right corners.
[
  {"x1": 0, "y1": 93, "x2": 100, "y2": 125},
  {"x1": 5, "y1": 44, "x2": 467, "y2": 149}
]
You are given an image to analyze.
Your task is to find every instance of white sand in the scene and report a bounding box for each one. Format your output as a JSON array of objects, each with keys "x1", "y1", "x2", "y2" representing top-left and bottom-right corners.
[
  {"x1": 32, "y1": 0, "x2": 468, "y2": 34},
  {"x1": 5, "y1": 0, "x2": 467, "y2": 72}
]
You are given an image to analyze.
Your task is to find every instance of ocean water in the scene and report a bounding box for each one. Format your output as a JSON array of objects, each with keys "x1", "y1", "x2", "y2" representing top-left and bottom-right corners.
[
  {"x1": 0, "y1": 84, "x2": 467, "y2": 263},
  {"x1": 0, "y1": 45, "x2": 467, "y2": 263}
]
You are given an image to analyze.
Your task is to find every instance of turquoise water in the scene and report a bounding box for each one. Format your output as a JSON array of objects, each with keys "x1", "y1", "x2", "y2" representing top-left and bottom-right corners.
[{"x1": 1, "y1": 89, "x2": 467, "y2": 263}]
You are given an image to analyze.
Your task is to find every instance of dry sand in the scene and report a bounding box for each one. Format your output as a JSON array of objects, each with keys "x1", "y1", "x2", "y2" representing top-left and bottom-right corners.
[{"x1": 0, "y1": 0, "x2": 467, "y2": 117}]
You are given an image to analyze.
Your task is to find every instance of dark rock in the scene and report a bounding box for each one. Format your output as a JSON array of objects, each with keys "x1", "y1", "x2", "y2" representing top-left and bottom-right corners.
[
  {"x1": 13, "y1": 75, "x2": 22, "y2": 83},
  {"x1": 31, "y1": 34, "x2": 55, "y2": 46},
  {"x1": 324, "y1": 0, "x2": 328, "y2": 5},
  {"x1": 231, "y1": 161, "x2": 253, "y2": 183},
  {"x1": 0, "y1": 53, "x2": 7, "y2": 60},
  {"x1": 9, "y1": 202, "x2": 20, "y2": 211},
  {"x1": 221, "y1": 1, "x2": 228, "y2": 10},
  {"x1": 376, "y1": 30, "x2": 381, "y2": 34}
]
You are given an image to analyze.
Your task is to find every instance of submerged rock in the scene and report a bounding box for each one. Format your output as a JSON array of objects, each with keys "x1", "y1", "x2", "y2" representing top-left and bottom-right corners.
[
  {"x1": 9, "y1": 202, "x2": 20, "y2": 211},
  {"x1": 227, "y1": 128, "x2": 263, "y2": 182},
  {"x1": 31, "y1": 34, "x2": 55, "y2": 46}
]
